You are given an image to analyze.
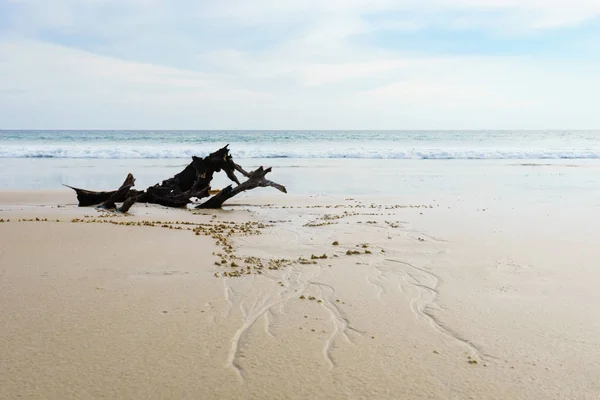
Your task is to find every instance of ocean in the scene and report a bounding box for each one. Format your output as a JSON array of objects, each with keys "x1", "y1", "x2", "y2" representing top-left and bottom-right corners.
[
  {"x1": 1, "y1": 130, "x2": 599, "y2": 200},
  {"x1": 1, "y1": 130, "x2": 600, "y2": 160}
]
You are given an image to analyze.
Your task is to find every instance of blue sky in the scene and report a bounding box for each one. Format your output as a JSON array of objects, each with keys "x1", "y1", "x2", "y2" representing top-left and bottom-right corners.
[{"x1": 0, "y1": 0, "x2": 599, "y2": 129}]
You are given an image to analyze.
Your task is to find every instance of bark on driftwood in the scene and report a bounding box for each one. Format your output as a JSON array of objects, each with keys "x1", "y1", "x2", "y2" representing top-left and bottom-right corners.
[
  {"x1": 64, "y1": 173, "x2": 137, "y2": 207},
  {"x1": 64, "y1": 145, "x2": 286, "y2": 211},
  {"x1": 196, "y1": 167, "x2": 286, "y2": 209}
]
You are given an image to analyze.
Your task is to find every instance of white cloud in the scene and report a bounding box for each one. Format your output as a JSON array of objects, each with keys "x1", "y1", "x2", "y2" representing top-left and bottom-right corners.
[
  {"x1": 0, "y1": 0, "x2": 599, "y2": 129},
  {"x1": 8, "y1": 0, "x2": 599, "y2": 35},
  {"x1": 199, "y1": 0, "x2": 600, "y2": 31},
  {"x1": 1, "y1": 37, "x2": 598, "y2": 129},
  {"x1": 0, "y1": 40, "x2": 272, "y2": 127}
]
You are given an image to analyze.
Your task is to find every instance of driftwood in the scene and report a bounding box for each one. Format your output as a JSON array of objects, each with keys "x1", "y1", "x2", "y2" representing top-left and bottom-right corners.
[
  {"x1": 64, "y1": 173, "x2": 138, "y2": 207},
  {"x1": 196, "y1": 167, "x2": 286, "y2": 209},
  {"x1": 64, "y1": 145, "x2": 286, "y2": 211}
]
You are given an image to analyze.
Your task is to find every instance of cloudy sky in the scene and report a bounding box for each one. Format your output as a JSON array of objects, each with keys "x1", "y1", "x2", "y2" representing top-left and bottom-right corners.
[{"x1": 0, "y1": 0, "x2": 599, "y2": 129}]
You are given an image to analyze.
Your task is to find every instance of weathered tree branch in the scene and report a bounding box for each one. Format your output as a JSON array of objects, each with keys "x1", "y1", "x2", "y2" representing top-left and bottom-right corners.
[
  {"x1": 64, "y1": 146, "x2": 286, "y2": 212},
  {"x1": 64, "y1": 173, "x2": 136, "y2": 207},
  {"x1": 98, "y1": 174, "x2": 136, "y2": 210},
  {"x1": 195, "y1": 167, "x2": 287, "y2": 209}
]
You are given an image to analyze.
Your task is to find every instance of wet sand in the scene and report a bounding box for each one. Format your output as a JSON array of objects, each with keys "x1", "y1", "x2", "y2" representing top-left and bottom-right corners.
[{"x1": 1, "y1": 191, "x2": 600, "y2": 399}]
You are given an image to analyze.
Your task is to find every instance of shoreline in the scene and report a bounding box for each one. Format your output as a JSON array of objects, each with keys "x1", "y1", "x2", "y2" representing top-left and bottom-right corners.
[
  {"x1": 3, "y1": 158, "x2": 600, "y2": 196},
  {"x1": 1, "y1": 191, "x2": 600, "y2": 399}
]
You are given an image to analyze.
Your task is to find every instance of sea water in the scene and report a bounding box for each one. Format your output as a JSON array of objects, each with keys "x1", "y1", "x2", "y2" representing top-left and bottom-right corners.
[
  {"x1": 2, "y1": 130, "x2": 600, "y2": 160},
  {"x1": 1, "y1": 131, "x2": 599, "y2": 201}
]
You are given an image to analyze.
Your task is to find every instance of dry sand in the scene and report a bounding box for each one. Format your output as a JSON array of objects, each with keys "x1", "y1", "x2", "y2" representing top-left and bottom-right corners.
[{"x1": 1, "y1": 191, "x2": 600, "y2": 399}]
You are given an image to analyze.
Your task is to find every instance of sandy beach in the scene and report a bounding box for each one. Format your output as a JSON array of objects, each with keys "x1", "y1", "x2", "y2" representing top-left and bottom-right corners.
[
  {"x1": 2, "y1": 0, "x2": 600, "y2": 393},
  {"x1": 1, "y1": 188, "x2": 600, "y2": 399}
]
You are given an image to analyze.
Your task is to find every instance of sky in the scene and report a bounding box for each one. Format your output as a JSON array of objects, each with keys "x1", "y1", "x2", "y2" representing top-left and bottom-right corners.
[{"x1": 0, "y1": 0, "x2": 599, "y2": 130}]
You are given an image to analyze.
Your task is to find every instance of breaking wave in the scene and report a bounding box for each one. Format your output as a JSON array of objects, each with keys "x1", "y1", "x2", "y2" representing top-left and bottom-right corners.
[{"x1": 1, "y1": 144, "x2": 599, "y2": 160}]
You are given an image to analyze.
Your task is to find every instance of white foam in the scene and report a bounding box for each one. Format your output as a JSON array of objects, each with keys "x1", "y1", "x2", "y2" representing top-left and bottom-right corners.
[{"x1": 1, "y1": 143, "x2": 599, "y2": 160}]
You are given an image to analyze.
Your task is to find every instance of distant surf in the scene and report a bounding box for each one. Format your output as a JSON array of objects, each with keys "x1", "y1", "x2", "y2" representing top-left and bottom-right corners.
[
  {"x1": 1, "y1": 130, "x2": 599, "y2": 160},
  {"x1": 2, "y1": 145, "x2": 600, "y2": 160}
]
